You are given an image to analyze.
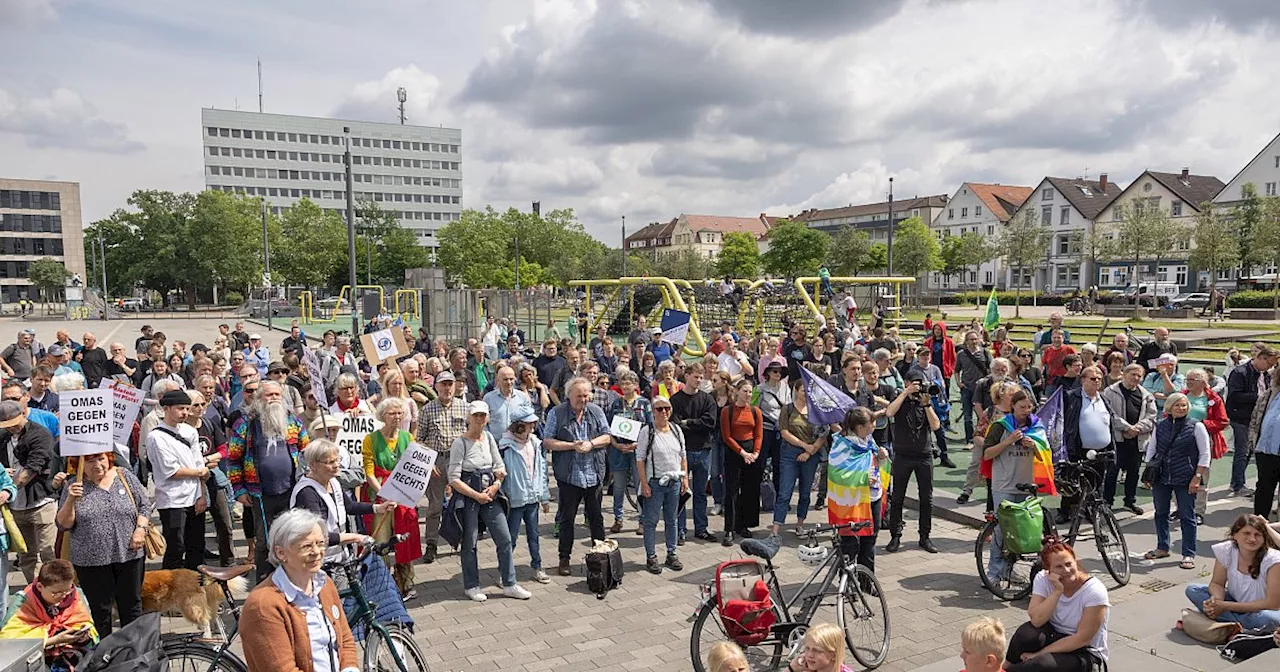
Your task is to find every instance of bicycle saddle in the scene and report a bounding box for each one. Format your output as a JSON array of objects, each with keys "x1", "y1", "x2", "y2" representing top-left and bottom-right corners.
[
  {"x1": 198, "y1": 563, "x2": 255, "y2": 582},
  {"x1": 740, "y1": 534, "x2": 781, "y2": 561}
]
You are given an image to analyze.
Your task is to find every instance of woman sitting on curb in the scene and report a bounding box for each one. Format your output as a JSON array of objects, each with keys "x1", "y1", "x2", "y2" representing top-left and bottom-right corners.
[
  {"x1": 1005, "y1": 541, "x2": 1110, "y2": 671},
  {"x1": 1185, "y1": 513, "x2": 1280, "y2": 632}
]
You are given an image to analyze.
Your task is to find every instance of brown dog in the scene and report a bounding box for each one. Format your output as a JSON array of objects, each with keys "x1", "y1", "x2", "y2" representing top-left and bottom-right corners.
[{"x1": 142, "y1": 569, "x2": 248, "y2": 639}]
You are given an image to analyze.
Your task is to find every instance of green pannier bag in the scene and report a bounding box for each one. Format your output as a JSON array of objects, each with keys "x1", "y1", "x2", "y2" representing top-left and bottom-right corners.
[{"x1": 996, "y1": 497, "x2": 1044, "y2": 555}]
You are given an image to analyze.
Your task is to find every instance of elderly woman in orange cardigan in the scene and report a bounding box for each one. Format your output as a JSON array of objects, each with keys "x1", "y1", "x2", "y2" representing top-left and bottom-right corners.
[{"x1": 240, "y1": 509, "x2": 359, "y2": 672}]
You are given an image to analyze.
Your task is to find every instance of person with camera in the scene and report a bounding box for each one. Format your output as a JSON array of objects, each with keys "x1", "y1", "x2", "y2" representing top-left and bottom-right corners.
[{"x1": 885, "y1": 370, "x2": 942, "y2": 554}]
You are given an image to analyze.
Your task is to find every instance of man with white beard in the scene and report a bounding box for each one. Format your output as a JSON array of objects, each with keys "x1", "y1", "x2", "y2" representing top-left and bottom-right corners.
[{"x1": 228, "y1": 380, "x2": 311, "y2": 581}]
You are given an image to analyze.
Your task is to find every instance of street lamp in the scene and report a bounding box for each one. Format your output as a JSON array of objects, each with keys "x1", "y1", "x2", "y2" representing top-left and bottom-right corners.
[
  {"x1": 886, "y1": 176, "x2": 895, "y2": 275},
  {"x1": 344, "y1": 126, "x2": 359, "y2": 337}
]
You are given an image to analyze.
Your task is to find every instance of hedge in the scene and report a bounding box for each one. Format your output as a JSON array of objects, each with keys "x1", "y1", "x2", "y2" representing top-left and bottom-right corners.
[
  {"x1": 939, "y1": 290, "x2": 1120, "y2": 306},
  {"x1": 1226, "y1": 290, "x2": 1280, "y2": 309}
]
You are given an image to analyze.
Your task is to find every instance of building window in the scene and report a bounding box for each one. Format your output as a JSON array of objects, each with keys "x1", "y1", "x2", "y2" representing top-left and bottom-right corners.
[
  {"x1": 975, "y1": 205, "x2": 982, "y2": 217},
  {"x1": 961, "y1": 207, "x2": 968, "y2": 218},
  {"x1": 1041, "y1": 206, "x2": 1051, "y2": 225},
  {"x1": 1060, "y1": 206, "x2": 1069, "y2": 226},
  {"x1": 1058, "y1": 235, "x2": 1070, "y2": 255},
  {"x1": 219, "y1": 128, "x2": 229, "y2": 137},
  {"x1": 207, "y1": 127, "x2": 217, "y2": 137},
  {"x1": 1275, "y1": 156, "x2": 1279, "y2": 168},
  {"x1": 948, "y1": 208, "x2": 954, "y2": 220},
  {"x1": 1267, "y1": 182, "x2": 1278, "y2": 197},
  {"x1": 1042, "y1": 188, "x2": 1053, "y2": 201},
  {"x1": 1171, "y1": 201, "x2": 1182, "y2": 217},
  {"x1": 987, "y1": 225, "x2": 994, "y2": 235}
]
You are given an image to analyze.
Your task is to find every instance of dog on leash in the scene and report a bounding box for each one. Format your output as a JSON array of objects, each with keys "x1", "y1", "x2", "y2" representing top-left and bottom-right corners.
[{"x1": 142, "y1": 569, "x2": 248, "y2": 639}]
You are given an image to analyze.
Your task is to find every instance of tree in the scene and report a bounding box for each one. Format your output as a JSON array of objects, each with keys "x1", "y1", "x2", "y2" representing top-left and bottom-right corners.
[
  {"x1": 998, "y1": 207, "x2": 1051, "y2": 317},
  {"x1": 1189, "y1": 201, "x2": 1239, "y2": 298},
  {"x1": 1068, "y1": 227, "x2": 1116, "y2": 288},
  {"x1": 1235, "y1": 183, "x2": 1263, "y2": 273},
  {"x1": 890, "y1": 216, "x2": 941, "y2": 303},
  {"x1": 865, "y1": 244, "x2": 888, "y2": 275},
  {"x1": 825, "y1": 226, "x2": 873, "y2": 277},
  {"x1": 28, "y1": 257, "x2": 68, "y2": 306},
  {"x1": 83, "y1": 214, "x2": 141, "y2": 297},
  {"x1": 761, "y1": 220, "x2": 829, "y2": 278},
  {"x1": 1249, "y1": 195, "x2": 1280, "y2": 312},
  {"x1": 272, "y1": 199, "x2": 346, "y2": 289},
  {"x1": 1113, "y1": 199, "x2": 1187, "y2": 305},
  {"x1": 716, "y1": 231, "x2": 761, "y2": 278},
  {"x1": 438, "y1": 206, "x2": 599, "y2": 286}
]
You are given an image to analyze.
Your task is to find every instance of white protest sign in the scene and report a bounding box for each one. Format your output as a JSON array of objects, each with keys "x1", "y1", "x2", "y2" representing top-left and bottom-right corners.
[
  {"x1": 97, "y1": 379, "x2": 143, "y2": 446},
  {"x1": 610, "y1": 414, "x2": 642, "y2": 442},
  {"x1": 60, "y1": 389, "x2": 115, "y2": 457},
  {"x1": 302, "y1": 348, "x2": 328, "y2": 407},
  {"x1": 717, "y1": 352, "x2": 743, "y2": 377},
  {"x1": 377, "y1": 441, "x2": 438, "y2": 508},
  {"x1": 334, "y1": 414, "x2": 383, "y2": 461}
]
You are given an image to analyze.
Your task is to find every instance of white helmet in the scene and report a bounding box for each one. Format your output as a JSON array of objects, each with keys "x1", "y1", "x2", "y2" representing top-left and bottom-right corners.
[{"x1": 797, "y1": 543, "x2": 828, "y2": 568}]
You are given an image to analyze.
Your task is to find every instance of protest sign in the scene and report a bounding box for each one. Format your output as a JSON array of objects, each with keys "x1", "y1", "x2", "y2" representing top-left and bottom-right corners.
[
  {"x1": 60, "y1": 389, "x2": 115, "y2": 457},
  {"x1": 97, "y1": 379, "x2": 143, "y2": 446},
  {"x1": 610, "y1": 414, "x2": 642, "y2": 442},
  {"x1": 359, "y1": 328, "x2": 408, "y2": 365},
  {"x1": 377, "y1": 441, "x2": 438, "y2": 508},
  {"x1": 334, "y1": 414, "x2": 383, "y2": 461},
  {"x1": 660, "y1": 309, "x2": 691, "y2": 347},
  {"x1": 302, "y1": 348, "x2": 328, "y2": 407}
]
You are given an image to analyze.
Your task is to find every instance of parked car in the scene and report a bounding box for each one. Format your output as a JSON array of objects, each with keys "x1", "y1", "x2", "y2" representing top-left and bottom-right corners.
[
  {"x1": 120, "y1": 298, "x2": 145, "y2": 312},
  {"x1": 1170, "y1": 292, "x2": 1211, "y2": 309},
  {"x1": 1123, "y1": 282, "x2": 1180, "y2": 307}
]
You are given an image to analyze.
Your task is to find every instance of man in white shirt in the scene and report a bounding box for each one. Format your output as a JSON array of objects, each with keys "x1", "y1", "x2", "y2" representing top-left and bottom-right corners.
[
  {"x1": 146, "y1": 389, "x2": 209, "y2": 571},
  {"x1": 1051, "y1": 366, "x2": 1115, "y2": 524}
]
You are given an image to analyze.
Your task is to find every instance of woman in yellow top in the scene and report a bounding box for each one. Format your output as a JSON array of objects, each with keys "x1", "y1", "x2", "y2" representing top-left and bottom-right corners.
[{"x1": 361, "y1": 397, "x2": 422, "y2": 599}]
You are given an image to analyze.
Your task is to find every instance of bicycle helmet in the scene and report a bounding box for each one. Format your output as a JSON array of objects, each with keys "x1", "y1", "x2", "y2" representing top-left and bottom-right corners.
[{"x1": 796, "y1": 542, "x2": 828, "y2": 568}]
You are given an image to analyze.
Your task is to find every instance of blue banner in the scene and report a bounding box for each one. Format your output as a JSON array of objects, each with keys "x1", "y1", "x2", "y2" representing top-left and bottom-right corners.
[
  {"x1": 799, "y1": 366, "x2": 857, "y2": 426},
  {"x1": 659, "y1": 308, "x2": 691, "y2": 347}
]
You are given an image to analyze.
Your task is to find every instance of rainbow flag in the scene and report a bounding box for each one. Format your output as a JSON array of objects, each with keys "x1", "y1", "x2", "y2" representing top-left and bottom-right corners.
[
  {"x1": 985, "y1": 413, "x2": 1056, "y2": 497},
  {"x1": 827, "y1": 433, "x2": 891, "y2": 537}
]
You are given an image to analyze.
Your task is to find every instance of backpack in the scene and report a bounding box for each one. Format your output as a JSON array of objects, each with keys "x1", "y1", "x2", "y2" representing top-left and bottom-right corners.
[
  {"x1": 715, "y1": 559, "x2": 776, "y2": 646},
  {"x1": 1219, "y1": 629, "x2": 1279, "y2": 662},
  {"x1": 584, "y1": 539, "x2": 623, "y2": 599},
  {"x1": 996, "y1": 497, "x2": 1045, "y2": 555}
]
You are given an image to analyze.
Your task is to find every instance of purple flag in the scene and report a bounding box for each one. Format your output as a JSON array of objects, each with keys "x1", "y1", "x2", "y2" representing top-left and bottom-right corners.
[
  {"x1": 799, "y1": 366, "x2": 857, "y2": 426},
  {"x1": 1038, "y1": 387, "x2": 1066, "y2": 463}
]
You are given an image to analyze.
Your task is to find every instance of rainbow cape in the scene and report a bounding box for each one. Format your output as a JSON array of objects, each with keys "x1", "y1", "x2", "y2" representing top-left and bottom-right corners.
[
  {"x1": 981, "y1": 413, "x2": 1056, "y2": 497},
  {"x1": 827, "y1": 433, "x2": 891, "y2": 537},
  {"x1": 0, "y1": 584, "x2": 99, "y2": 653}
]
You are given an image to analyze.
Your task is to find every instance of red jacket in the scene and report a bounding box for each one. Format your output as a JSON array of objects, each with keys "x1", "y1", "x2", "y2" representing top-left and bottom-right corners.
[
  {"x1": 923, "y1": 322, "x2": 957, "y2": 379},
  {"x1": 1183, "y1": 387, "x2": 1229, "y2": 459}
]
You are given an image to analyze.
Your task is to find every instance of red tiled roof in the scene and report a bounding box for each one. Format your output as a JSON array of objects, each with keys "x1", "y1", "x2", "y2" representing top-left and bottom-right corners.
[
  {"x1": 679, "y1": 214, "x2": 770, "y2": 237},
  {"x1": 967, "y1": 183, "x2": 1033, "y2": 222}
]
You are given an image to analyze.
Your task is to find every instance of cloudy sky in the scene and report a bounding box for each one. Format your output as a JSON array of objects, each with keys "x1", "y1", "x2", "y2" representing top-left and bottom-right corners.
[{"x1": 3, "y1": 0, "x2": 1280, "y2": 243}]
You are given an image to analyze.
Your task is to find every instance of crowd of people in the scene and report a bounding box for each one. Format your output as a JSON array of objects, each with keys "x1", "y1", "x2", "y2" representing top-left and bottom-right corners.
[{"x1": 0, "y1": 304, "x2": 1278, "y2": 670}]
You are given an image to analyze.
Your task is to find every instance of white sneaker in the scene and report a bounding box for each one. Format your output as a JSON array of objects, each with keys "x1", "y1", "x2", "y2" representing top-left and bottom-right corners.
[
  {"x1": 464, "y1": 587, "x2": 487, "y2": 602},
  {"x1": 502, "y1": 584, "x2": 532, "y2": 600},
  {"x1": 534, "y1": 569, "x2": 551, "y2": 584},
  {"x1": 712, "y1": 504, "x2": 723, "y2": 516}
]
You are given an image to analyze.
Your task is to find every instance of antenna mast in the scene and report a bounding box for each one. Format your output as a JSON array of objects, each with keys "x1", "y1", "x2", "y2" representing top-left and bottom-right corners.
[
  {"x1": 258, "y1": 59, "x2": 264, "y2": 112},
  {"x1": 397, "y1": 87, "x2": 407, "y2": 124}
]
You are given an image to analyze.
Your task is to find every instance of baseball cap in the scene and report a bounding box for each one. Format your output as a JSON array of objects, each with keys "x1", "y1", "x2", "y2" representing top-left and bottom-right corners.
[
  {"x1": 46, "y1": 344, "x2": 66, "y2": 357},
  {"x1": 249, "y1": 333, "x2": 262, "y2": 341},
  {"x1": 467, "y1": 400, "x2": 490, "y2": 416},
  {"x1": 434, "y1": 371, "x2": 456, "y2": 384},
  {"x1": 0, "y1": 401, "x2": 24, "y2": 429},
  {"x1": 651, "y1": 327, "x2": 663, "y2": 334}
]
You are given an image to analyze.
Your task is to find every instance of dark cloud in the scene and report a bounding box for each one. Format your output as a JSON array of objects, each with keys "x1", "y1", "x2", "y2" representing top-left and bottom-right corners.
[
  {"x1": 641, "y1": 144, "x2": 796, "y2": 180},
  {"x1": 0, "y1": 87, "x2": 145, "y2": 154},
  {"x1": 1127, "y1": 0, "x2": 1280, "y2": 31},
  {"x1": 695, "y1": 0, "x2": 907, "y2": 38}
]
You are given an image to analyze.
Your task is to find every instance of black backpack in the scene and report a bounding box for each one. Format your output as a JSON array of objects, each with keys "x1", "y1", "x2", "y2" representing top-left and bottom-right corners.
[
  {"x1": 584, "y1": 541, "x2": 624, "y2": 600},
  {"x1": 1219, "y1": 630, "x2": 1279, "y2": 662}
]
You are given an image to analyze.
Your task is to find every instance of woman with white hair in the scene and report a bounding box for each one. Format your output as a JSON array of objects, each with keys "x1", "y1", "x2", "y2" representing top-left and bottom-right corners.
[
  {"x1": 330, "y1": 373, "x2": 371, "y2": 418},
  {"x1": 361, "y1": 398, "x2": 421, "y2": 598},
  {"x1": 1142, "y1": 392, "x2": 1211, "y2": 570},
  {"x1": 292, "y1": 440, "x2": 393, "y2": 559},
  {"x1": 240, "y1": 509, "x2": 359, "y2": 672}
]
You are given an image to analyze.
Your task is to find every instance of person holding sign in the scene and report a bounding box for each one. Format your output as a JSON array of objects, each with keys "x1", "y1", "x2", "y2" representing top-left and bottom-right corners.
[
  {"x1": 0, "y1": 399, "x2": 58, "y2": 582},
  {"x1": 145, "y1": 389, "x2": 209, "y2": 571},
  {"x1": 608, "y1": 370, "x2": 652, "y2": 534},
  {"x1": 450, "y1": 401, "x2": 529, "y2": 602},
  {"x1": 361, "y1": 398, "x2": 423, "y2": 599}
]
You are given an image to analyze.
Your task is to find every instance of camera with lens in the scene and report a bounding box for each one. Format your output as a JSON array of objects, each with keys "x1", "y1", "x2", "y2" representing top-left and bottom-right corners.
[{"x1": 913, "y1": 382, "x2": 941, "y2": 397}]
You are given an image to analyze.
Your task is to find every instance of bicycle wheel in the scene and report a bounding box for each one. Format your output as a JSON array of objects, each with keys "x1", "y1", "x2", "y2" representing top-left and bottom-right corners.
[
  {"x1": 840, "y1": 565, "x2": 891, "y2": 669},
  {"x1": 974, "y1": 519, "x2": 1036, "y2": 601},
  {"x1": 162, "y1": 640, "x2": 248, "y2": 672},
  {"x1": 1093, "y1": 504, "x2": 1131, "y2": 586},
  {"x1": 689, "y1": 599, "x2": 784, "y2": 672},
  {"x1": 364, "y1": 624, "x2": 432, "y2": 672}
]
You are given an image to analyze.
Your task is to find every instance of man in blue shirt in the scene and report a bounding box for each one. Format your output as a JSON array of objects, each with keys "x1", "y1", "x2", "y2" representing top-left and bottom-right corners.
[{"x1": 543, "y1": 377, "x2": 611, "y2": 577}]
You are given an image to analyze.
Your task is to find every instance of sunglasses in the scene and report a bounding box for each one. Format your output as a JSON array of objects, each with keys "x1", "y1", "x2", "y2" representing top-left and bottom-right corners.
[
  {"x1": 244, "y1": 386, "x2": 260, "y2": 393},
  {"x1": 655, "y1": 407, "x2": 672, "y2": 413}
]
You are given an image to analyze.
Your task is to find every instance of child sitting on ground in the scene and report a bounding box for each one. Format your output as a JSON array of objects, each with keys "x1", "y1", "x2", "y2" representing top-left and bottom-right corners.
[
  {"x1": 960, "y1": 616, "x2": 1006, "y2": 672},
  {"x1": 707, "y1": 641, "x2": 749, "y2": 672}
]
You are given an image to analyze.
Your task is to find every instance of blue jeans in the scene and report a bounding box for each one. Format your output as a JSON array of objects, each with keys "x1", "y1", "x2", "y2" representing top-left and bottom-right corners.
[
  {"x1": 680, "y1": 450, "x2": 711, "y2": 536},
  {"x1": 959, "y1": 384, "x2": 975, "y2": 443},
  {"x1": 460, "y1": 499, "x2": 516, "y2": 590},
  {"x1": 773, "y1": 443, "x2": 821, "y2": 526},
  {"x1": 986, "y1": 491, "x2": 1028, "y2": 583},
  {"x1": 610, "y1": 458, "x2": 637, "y2": 521},
  {"x1": 1231, "y1": 421, "x2": 1252, "y2": 491},
  {"x1": 710, "y1": 436, "x2": 725, "y2": 505},
  {"x1": 1186, "y1": 584, "x2": 1280, "y2": 631},
  {"x1": 1152, "y1": 482, "x2": 1198, "y2": 557},
  {"x1": 643, "y1": 478, "x2": 680, "y2": 557},
  {"x1": 506, "y1": 503, "x2": 542, "y2": 571}
]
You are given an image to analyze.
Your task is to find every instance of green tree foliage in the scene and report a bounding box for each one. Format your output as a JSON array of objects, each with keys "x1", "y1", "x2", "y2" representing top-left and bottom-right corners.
[
  {"x1": 1234, "y1": 183, "x2": 1262, "y2": 268},
  {"x1": 437, "y1": 206, "x2": 601, "y2": 287},
  {"x1": 761, "y1": 220, "x2": 829, "y2": 278},
  {"x1": 271, "y1": 198, "x2": 346, "y2": 289},
  {"x1": 1249, "y1": 195, "x2": 1280, "y2": 311},
  {"x1": 866, "y1": 244, "x2": 888, "y2": 275},
  {"x1": 1189, "y1": 201, "x2": 1238, "y2": 296},
  {"x1": 716, "y1": 231, "x2": 761, "y2": 278},
  {"x1": 998, "y1": 207, "x2": 1052, "y2": 316},
  {"x1": 825, "y1": 226, "x2": 874, "y2": 277},
  {"x1": 1068, "y1": 228, "x2": 1116, "y2": 287},
  {"x1": 890, "y1": 216, "x2": 941, "y2": 281},
  {"x1": 83, "y1": 215, "x2": 138, "y2": 297},
  {"x1": 1113, "y1": 199, "x2": 1187, "y2": 302},
  {"x1": 654, "y1": 247, "x2": 714, "y2": 280},
  {"x1": 27, "y1": 257, "x2": 68, "y2": 304}
]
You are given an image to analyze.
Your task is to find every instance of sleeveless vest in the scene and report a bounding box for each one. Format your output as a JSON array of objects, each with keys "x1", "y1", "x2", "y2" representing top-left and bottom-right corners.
[{"x1": 1152, "y1": 418, "x2": 1198, "y2": 487}]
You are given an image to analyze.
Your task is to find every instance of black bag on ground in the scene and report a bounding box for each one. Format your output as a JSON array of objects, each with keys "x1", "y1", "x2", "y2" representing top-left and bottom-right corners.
[
  {"x1": 80, "y1": 612, "x2": 162, "y2": 672},
  {"x1": 584, "y1": 539, "x2": 623, "y2": 599},
  {"x1": 1219, "y1": 630, "x2": 1279, "y2": 662}
]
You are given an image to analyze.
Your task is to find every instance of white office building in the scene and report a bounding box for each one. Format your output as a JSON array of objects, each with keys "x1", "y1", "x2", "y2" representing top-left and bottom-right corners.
[{"x1": 201, "y1": 108, "x2": 462, "y2": 246}]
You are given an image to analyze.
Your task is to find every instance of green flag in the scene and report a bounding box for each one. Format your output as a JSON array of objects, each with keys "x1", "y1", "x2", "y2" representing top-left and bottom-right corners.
[{"x1": 983, "y1": 288, "x2": 1000, "y2": 332}]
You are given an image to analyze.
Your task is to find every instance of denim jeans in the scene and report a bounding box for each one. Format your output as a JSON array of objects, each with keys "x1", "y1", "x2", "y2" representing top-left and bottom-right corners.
[
  {"x1": 960, "y1": 384, "x2": 976, "y2": 443},
  {"x1": 461, "y1": 499, "x2": 516, "y2": 590},
  {"x1": 506, "y1": 503, "x2": 542, "y2": 571},
  {"x1": 773, "y1": 443, "x2": 821, "y2": 526},
  {"x1": 1152, "y1": 482, "x2": 1198, "y2": 558},
  {"x1": 987, "y1": 491, "x2": 1028, "y2": 583},
  {"x1": 643, "y1": 478, "x2": 680, "y2": 557},
  {"x1": 0, "y1": 552, "x2": 8, "y2": 617},
  {"x1": 1231, "y1": 421, "x2": 1252, "y2": 491},
  {"x1": 1185, "y1": 584, "x2": 1280, "y2": 631},
  {"x1": 710, "y1": 436, "x2": 725, "y2": 506},
  {"x1": 680, "y1": 449, "x2": 711, "y2": 536},
  {"x1": 610, "y1": 458, "x2": 637, "y2": 521}
]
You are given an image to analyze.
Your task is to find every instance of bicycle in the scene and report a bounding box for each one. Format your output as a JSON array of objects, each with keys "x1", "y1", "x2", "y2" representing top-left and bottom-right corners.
[
  {"x1": 689, "y1": 522, "x2": 891, "y2": 671},
  {"x1": 161, "y1": 536, "x2": 429, "y2": 672},
  {"x1": 975, "y1": 450, "x2": 1131, "y2": 601}
]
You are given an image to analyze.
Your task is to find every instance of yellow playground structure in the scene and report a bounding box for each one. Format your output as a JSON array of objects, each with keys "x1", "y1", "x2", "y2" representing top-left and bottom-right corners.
[{"x1": 298, "y1": 285, "x2": 421, "y2": 326}]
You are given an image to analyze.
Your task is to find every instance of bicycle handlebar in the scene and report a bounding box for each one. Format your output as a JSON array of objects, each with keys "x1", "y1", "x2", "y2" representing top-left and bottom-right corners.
[
  {"x1": 804, "y1": 522, "x2": 871, "y2": 540},
  {"x1": 323, "y1": 533, "x2": 409, "y2": 574}
]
